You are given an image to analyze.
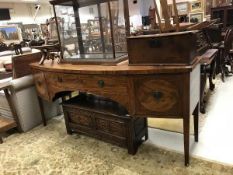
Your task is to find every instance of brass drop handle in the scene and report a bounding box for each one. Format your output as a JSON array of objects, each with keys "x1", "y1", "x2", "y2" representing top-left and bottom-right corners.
[
  {"x1": 153, "y1": 91, "x2": 163, "y2": 101},
  {"x1": 98, "y1": 80, "x2": 105, "y2": 88}
]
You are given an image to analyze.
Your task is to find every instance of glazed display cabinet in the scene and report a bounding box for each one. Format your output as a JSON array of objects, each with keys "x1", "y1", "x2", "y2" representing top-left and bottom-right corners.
[{"x1": 50, "y1": 0, "x2": 130, "y2": 64}]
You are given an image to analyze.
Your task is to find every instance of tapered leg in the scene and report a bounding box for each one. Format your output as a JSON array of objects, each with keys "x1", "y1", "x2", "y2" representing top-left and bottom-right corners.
[
  {"x1": 38, "y1": 97, "x2": 47, "y2": 126},
  {"x1": 200, "y1": 67, "x2": 207, "y2": 114},
  {"x1": 209, "y1": 60, "x2": 216, "y2": 91},
  {"x1": 144, "y1": 118, "x2": 149, "y2": 141},
  {"x1": 183, "y1": 116, "x2": 190, "y2": 166},
  {"x1": 63, "y1": 111, "x2": 72, "y2": 135},
  {"x1": 193, "y1": 103, "x2": 199, "y2": 142},
  {"x1": 0, "y1": 136, "x2": 3, "y2": 144}
]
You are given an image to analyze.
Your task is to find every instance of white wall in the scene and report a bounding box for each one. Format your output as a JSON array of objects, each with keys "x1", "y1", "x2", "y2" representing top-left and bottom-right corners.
[
  {"x1": 128, "y1": 0, "x2": 161, "y2": 28},
  {"x1": 0, "y1": 2, "x2": 53, "y2": 25}
]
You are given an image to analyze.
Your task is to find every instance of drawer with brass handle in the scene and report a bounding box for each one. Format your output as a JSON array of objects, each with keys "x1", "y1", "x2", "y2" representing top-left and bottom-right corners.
[{"x1": 134, "y1": 77, "x2": 181, "y2": 116}]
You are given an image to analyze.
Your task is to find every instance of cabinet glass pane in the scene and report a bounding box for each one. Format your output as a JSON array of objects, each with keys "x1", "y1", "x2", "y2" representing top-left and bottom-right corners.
[
  {"x1": 53, "y1": 0, "x2": 128, "y2": 63},
  {"x1": 55, "y1": 5, "x2": 78, "y2": 59}
]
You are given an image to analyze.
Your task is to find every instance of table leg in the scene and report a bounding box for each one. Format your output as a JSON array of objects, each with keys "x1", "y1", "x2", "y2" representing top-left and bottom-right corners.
[
  {"x1": 209, "y1": 59, "x2": 216, "y2": 91},
  {"x1": 183, "y1": 115, "x2": 190, "y2": 166},
  {"x1": 0, "y1": 135, "x2": 3, "y2": 144},
  {"x1": 220, "y1": 49, "x2": 225, "y2": 82},
  {"x1": 144, "y1": 118, "x2": 149, "y2": 141},
  {"x1": 4, "y1": 89, "x2": 22, "y2": 132},
  {"x1": 38, "y1": 97, "x2": 47, "y2": 126},
  {"x1": 193, "y1": 103, "x2": 199, "y2": 142},
  {"x1": 200, "y1": 66, "x2": 207, "y2": 114}
]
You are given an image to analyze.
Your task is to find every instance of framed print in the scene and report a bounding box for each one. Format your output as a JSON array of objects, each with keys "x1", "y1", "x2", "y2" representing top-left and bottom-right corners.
[
  {"x1": 0, "y1": 26, "x2": 22, "y2": 44},
  {"x1": 189, "y1": 12, "x2": 204, "y2": 23},
  {"x1": 190, "y1": 0, "x2": 203, "y2": 12},
  {"x1": 175, "y1": 2, "x2": 189, "y2": 15}
]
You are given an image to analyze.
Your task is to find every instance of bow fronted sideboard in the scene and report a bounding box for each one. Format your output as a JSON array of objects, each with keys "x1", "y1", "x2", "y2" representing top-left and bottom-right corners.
[{"x1": 31, "y1": 59, "x2": 200, "y2": 166}]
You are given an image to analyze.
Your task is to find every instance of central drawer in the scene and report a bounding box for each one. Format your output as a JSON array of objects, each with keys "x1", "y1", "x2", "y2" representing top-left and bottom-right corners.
[{"x1": 45, "y1": 72, "x2": 129, "y2": 100}]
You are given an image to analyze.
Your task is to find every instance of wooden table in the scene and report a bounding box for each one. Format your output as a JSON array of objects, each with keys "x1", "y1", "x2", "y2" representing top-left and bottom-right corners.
[
  {"x1": 31, "y1": 59, "x2": 200, "y2": 166},
  {"x1": 200, "y1": 49, "x2": 218, "y2": 113},
  {"x1": 0, "y1": 82, "x2": 21, "y2": 143}
]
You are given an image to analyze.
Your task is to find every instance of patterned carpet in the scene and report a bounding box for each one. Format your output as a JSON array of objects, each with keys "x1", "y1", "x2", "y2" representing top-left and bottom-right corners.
[{"x1": 1, "y1": 117, "x2": 233, "y2": 175}]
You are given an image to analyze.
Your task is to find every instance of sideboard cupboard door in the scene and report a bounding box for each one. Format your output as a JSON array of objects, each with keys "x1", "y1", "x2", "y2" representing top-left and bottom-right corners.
[
  {"x1": 134, "y1": 76, "x2": 182, "y2": 117},
  {"x1": 33, "y1": 70, "x2": 50, "y2": 101}
]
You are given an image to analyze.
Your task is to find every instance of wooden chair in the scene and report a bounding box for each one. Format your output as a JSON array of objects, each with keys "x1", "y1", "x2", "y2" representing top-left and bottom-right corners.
[
  {"x1": 222, "y1": 27, "x2": 233, "y2": 75},
  {"x1": 203, "y1": 24, "x2": 223, "y2": 79}
]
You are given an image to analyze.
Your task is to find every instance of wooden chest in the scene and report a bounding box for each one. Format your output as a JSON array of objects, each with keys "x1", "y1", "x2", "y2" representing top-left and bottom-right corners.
[
  {"x1": 62, "y1": 93, "x2": 148, "y2": 155},
  {"x1": 127, "y1": 31, "x2": 199, "y2": 65}
]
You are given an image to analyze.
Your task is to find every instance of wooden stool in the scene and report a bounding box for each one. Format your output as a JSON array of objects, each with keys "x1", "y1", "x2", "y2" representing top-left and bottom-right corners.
[
  {"x1": 0, "y1": 117, "x2": 17, "y2": 143},
  {"x1": 62, "y1": 93, "x2": 148, "y2": 155}
]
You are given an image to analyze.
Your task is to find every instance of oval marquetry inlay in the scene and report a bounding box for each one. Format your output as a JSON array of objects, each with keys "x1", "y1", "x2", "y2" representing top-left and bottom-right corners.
[{"x1": 138, "y1": 79, "x2": 179, "y2": 112}]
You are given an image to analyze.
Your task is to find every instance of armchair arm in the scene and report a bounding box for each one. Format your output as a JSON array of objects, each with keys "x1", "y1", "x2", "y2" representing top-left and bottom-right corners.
[
  {"x1": 10, "y1": 75, "x2": 34, "y2": 92},
  {"x1": 0, "y1": 81, "x2": 12, "y2": 91}
]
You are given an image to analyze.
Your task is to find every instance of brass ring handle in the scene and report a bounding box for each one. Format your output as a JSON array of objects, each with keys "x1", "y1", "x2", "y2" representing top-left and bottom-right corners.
[
  {"x1": 98, "y1": 80, "x2": 105, "y2": 88},
  {"x1": 153, "y1": 91, "x2": 163, "y2": 101}
]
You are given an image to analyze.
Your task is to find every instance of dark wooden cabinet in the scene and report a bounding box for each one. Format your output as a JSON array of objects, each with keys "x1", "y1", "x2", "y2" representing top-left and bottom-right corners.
[
  {"x1": 127, "y1": 31, "x2": 198, "y2": 65},
  {"x1": 62, "y1": 93, "x2": 148, "y2": 155},
  {"x1": 211, "y1": 5, "x2": 233, "y2": 28}
]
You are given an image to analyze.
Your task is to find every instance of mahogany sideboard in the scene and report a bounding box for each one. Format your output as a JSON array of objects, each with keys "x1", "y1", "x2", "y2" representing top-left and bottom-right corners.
[{"x1": 30, "y1": 59, "x2": 200, "y2": 166}]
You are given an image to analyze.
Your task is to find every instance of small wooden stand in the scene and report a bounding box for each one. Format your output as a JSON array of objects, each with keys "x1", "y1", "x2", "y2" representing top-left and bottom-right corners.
[
  {"x1": 0, "y1": 82, "x2": 21, "y2": 143},
  {"x1": 62, "y1": 93, "x2": 148, "y2": 155},
  {"x1": 0, "y1": 117, "x2": 17, "y2": 143}
]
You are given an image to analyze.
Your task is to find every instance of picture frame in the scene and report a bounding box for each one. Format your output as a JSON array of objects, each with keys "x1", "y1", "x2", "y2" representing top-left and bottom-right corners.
[
  {"x1": 0, "y1": 26, "x2": 22, "y2": 44},
  {"x1": 175, "y1": 2, "x2": 189, "y2": 15},
  {"x1": 190, "y1": 0, "x2": 203, "y2": 12},
  {"x1": 189, "y1": 12, "x2": 204, "y2": 23}
]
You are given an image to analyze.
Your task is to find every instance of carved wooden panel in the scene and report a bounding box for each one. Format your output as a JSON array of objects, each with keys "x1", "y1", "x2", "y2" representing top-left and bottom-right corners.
[{"x1": 69, "y1": 111, "x2": 93, "y2": 128}]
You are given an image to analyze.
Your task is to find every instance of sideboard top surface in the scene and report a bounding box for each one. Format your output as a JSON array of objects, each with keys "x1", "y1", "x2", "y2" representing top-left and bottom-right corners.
[{"x1": 30, "y1": 59, "x2": 200, "y2": 75}]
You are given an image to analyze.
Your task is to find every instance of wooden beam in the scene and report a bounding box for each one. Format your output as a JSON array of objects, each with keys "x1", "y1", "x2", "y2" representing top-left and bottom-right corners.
[
  {"x1": 160, "y1": 0, "x2": 172, "y2": 32},
  {"x1": 172, "y1": 0, "x2": 180, "y2": 32},
  {"x1": 153, "y1": 0, "x2": 162, "y2": 33}
]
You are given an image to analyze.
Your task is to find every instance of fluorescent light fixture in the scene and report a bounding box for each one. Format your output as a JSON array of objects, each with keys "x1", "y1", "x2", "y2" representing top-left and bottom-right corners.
[{"x1": 21, "y1": 0, "x2": 40, "y2": 2}]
